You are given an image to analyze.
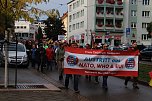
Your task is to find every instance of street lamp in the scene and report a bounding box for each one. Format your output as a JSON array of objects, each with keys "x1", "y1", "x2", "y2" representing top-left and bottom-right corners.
[{"x1": 15, "y1": 33, "x2": 18, "y2": 87}]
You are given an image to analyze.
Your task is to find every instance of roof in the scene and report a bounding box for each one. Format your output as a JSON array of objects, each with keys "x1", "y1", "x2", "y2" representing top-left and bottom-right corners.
[{"x1": 67, "y1": 0, "x2": 75, "y2": 4}]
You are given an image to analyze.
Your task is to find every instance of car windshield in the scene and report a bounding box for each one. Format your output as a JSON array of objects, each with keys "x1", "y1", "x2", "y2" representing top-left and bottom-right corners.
[{"x1": 8, "y1": 44, "x2": 25, "y2": 52}]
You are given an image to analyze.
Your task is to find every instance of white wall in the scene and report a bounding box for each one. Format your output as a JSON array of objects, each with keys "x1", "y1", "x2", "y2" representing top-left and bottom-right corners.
[{"x1": 137, "y1": 1, "x2": 152, "y2": 45}]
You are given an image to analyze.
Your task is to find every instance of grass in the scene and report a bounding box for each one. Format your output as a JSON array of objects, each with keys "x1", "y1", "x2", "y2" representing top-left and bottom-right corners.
[{"x1": 139, "y1": 63, "x2": 152, "y2": 83}]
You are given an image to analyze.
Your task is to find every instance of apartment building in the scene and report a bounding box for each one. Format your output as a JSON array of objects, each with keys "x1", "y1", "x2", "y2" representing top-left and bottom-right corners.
[
  {"x1": 61, "y1": 12, "x2": 68, "y2": 40},
  {"x1": 15, "y1": 21, "x2": 38, "y2": 41},
  {"x1": 67, "y1": 0, "x2": 124, "y2": 46},
  {"x1": 67, "y1": 0, "x2": 152, "y2": 46}
]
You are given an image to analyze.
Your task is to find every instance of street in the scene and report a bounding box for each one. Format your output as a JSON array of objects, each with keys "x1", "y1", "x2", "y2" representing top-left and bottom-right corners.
[{"x1": 0, "y1": 62, "x2": 152, "y2": 101}]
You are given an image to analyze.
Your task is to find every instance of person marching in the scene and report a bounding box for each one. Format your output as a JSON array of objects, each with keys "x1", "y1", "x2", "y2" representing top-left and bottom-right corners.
[
  {"x1": 56, "y1": 43, "x2": 65, "y2": 80},
  {"x1": 102, "y1": 43, "x2": 109, "y2": 90},
  {"x1": 36, "y1": 43, "x2": 46, "y2": 73},
  {"x1": 46, "y1": 44, "x2": 54, "y2": 71},
  {"x1": 64, "y1": 42, "x2": 80, "y2": 93},
  {"x1": 124, "y1": 42, "x2": 139, "y2": 89},
  {"x1": 31, "y1": 44, "x2": 37, "y2": 68}
]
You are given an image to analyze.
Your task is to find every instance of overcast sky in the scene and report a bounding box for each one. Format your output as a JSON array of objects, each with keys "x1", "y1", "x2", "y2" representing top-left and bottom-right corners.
[{"x1": 36, "y1": 0, "x2": 71, "y2": 19}]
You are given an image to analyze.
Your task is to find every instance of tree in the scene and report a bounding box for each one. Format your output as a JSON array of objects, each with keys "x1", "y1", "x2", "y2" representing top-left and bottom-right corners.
[
  {"x1": 43, "y1": 9, "x2": 66, "y2": 41},
  {"x1": 0, "y1": 0, "x2": 49, "y2": 37},
  {"x1": 36, "y1": 26, "x2": 43, "y2": 43},
  {"x1": 147, "y1": 22, "x2": 152, "y2": 38},
  {"x1": 44, "y1": 16, "x2": 66, "y2": 41}
]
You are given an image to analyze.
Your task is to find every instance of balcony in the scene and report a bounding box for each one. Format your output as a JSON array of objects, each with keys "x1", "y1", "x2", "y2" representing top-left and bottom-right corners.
[
  {"x1": 106, "y1": 11, "x2": 114, "y2": 18},
  {"x1": 115, "y1": 12, "x2": 123, "y2": 18},
  {"x1": 96, "y1": 0, "x2": 104, "y2": 5},
  {"x1": 105, "y1": 24, "x2": 114, "y2": 30},
  {"x1": 106, "y1": 0, "x2": 115, "y2": 5},
  {"x1": 96, "y1": 24, "x2": 104, "y2": 30},
  {"x1": 117, "y1": 0, "x2": 123, "y2": 5},
  {"x1": 115, "y1": 24, "x2": 123, "y2": 30},
  {"x1": 96, "y1": 11, "x2": 104, "y2": 17}
]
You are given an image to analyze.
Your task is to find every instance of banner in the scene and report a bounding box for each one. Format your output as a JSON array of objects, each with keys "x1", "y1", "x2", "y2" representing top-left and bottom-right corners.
[
  {"x1": 64, "y1": 47, "x2": 139, "y2": 76},
  {"x1": 58, "y1": 35, "x2": 65, "y2": 40}
]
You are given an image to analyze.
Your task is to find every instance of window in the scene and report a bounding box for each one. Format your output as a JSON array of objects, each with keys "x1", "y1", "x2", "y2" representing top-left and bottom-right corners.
[
  {"x1": 77, "y1": 12, "x2": 80, "y2": 18},
  {"x1": 73, "y1": 2, "x2": 76, "y2": 9},
  {"x1": 143, "y1": 0, "x2": 150, "y2": 5},
  {"x1": 69, "y1": 5, "x2": 72, "y2": 12},
  {"x1": 131, "y1": 0, "x2": 136, "y2": 4},
  {"x1": 81, "y1": 9, "x2": 84, "y2": 17},
  {"x1": 81, "y1": 0, "x2": 84, "y2": 5},
  {"x1": 131, "y1": 22, "x2": 136, "y2": 28},
  {"x1": 77, "y1": 1, "x2": 79, "y2": 7},
  {"x1": 76, "y1": 23, "x2": 80, "y2": 29},
  {"x1": 73, "y1": 14, "x2": 75, "y2": 20},
  {"x1": 69, "y1": 25, "x2": 72, "y2": 32},
  {"x1": 142, "y1": 23, "x2": 149, "y2": 28},
  {"x1": 73, "y1": 24, "x2": 75, "y2": 30},
  {"x1": 142, "y1": 34, "x2": 148, "y2": 40},
  {"x1": 131, "y1": 10, "x2": 136, "y2": 16},
  {"x1": 142, "y1": 11, "x2": 150, "y2": 17},
  {"x1": 69, "y1": 15, "x2": 72, "y2": 22},
  {"x1": 22, "y1": 33, "x2": 28, "y2": 37},
  {"x1": 80, "y1": 21, "x2": 84, "y2": 28}
]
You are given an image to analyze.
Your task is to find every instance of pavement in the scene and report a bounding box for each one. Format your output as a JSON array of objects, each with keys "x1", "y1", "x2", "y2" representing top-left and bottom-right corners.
[{"x1": 0, "y1": 67, "x2": 89, "y2": 101}]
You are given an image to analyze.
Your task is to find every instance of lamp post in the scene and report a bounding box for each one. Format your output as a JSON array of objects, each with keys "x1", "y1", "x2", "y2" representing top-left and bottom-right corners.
[
  {"x1": 4, "y1": 0, "x2": 8, "y2": 88},
  {"x1": 15, "y1": 33, "x2": 18, "y2": 87}
]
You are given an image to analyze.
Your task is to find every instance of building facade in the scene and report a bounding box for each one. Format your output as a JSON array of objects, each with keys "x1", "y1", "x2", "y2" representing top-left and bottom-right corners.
[
  {"x1": 15, "y1": 21, "x2": 38, "y2": 41},
  {"x1": 67, "y1": 0, "x2": 152, "y2": 46},
  {"x1": 67, "y1": 0, "x2": 124, "y2": 46},
  {"x1": 61, "y1": 12, "x2": 68, "y2": 40}
]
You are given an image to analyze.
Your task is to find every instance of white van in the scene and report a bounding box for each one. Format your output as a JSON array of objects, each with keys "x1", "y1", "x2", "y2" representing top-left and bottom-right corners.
[{"x1": 3, "y1": 42, "x2": 29, "y2": 67}]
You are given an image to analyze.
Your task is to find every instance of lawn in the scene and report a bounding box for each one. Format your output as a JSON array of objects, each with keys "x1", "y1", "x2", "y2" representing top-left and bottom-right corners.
[{"x1": 139, "y1": 63, "x2": 152, "y2": 83}]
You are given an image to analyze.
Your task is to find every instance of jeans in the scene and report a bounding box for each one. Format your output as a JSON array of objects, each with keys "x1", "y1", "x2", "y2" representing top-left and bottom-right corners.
[
  {"x1": 125, "y1": 77, "x2": 138, "y2": 86},
  {"x1": 47, "y1": 60, "x2": 53, "y2": 70},
  {"x1": 102, "y1": 76, "x2": 108, "y2": 87},
  {"x1": 65, "y1": 74, "x2": 79, "y2": 91}
]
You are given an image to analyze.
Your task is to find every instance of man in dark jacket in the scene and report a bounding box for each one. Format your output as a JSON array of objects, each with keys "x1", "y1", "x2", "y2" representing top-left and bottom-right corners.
[{"x1": 36, "y1": 43, "x2": 46, "y2": 73}]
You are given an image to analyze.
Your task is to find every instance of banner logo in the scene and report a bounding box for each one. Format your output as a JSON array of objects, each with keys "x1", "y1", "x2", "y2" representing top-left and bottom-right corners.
[
  {"x1": 125, "y1": 58, "x2": 135, "y2": 69},
  {"x1": 66, "y1": 55, "x2": 79, "y2": 66}
]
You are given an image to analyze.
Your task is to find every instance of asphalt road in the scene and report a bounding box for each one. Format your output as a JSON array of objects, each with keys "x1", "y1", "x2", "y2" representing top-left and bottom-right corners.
[{"x1": 44, "y1": 66, "x2": 152, "y2": 101}]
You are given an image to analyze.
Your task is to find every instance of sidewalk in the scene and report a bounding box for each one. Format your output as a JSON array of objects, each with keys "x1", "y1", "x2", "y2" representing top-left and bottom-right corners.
[
  {"x1": 0, "y1": 90, "x2": 75, "y2": 101},
  {"x1": 0, "y1": 67, "x2": 89, "y2": 101}
]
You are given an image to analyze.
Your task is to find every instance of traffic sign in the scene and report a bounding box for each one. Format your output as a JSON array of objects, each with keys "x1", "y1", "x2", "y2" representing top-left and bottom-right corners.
[{"x1": 126, "y1": 28, "x2": 131, "y2": 36}]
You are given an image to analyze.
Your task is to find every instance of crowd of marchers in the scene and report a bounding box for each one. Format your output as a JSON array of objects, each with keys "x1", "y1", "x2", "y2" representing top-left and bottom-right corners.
[{"x1": 21, "y1": 39, "x2": 140, "y2": 93}]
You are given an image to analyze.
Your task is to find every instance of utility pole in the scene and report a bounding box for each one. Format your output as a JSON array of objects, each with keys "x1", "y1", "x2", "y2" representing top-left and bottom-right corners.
[{"x1": 4, "y1": 0, "x2": 8, "y2": 88}]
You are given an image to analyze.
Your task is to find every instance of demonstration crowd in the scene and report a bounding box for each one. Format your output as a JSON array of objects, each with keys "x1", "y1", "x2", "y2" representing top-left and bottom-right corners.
[{"x1": 21, "y1": 40, "x2": 139, "y2": 93}]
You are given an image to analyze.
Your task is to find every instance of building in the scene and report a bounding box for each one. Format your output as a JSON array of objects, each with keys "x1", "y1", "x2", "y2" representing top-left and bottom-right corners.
[
  {"x1": 126, "y1": 0, "x2": 152, "y2": 45},
  {"x1": 15, "y1": 21, "x2": 38, "y2": 41},
  {"x1": 67, "y1": 0, "x2": 124, "y2": 46},
  {"x1": 61, "y1": 12, "x2": 68, "y2": 41},
  {"x1": 67, "y1": 0, "x2": 152, "y2": 46},
  {"x1": 33, "y1": 20, "x2": 46, "y2": 35}
]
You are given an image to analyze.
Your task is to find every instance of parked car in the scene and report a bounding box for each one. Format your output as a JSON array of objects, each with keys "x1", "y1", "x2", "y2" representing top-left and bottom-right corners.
[
  {"x1": 139, "y1": 46, "x2": 152, "y2": 61},
  {"x1": 108, "y1": 46, "x2": 123, "y2": 51},
  {"x1": 2, "y1": 42, "x2": 29, "y2": 67},
  {"x1": 0, "y1": 51, "x2": 4, "y2": 66}
]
